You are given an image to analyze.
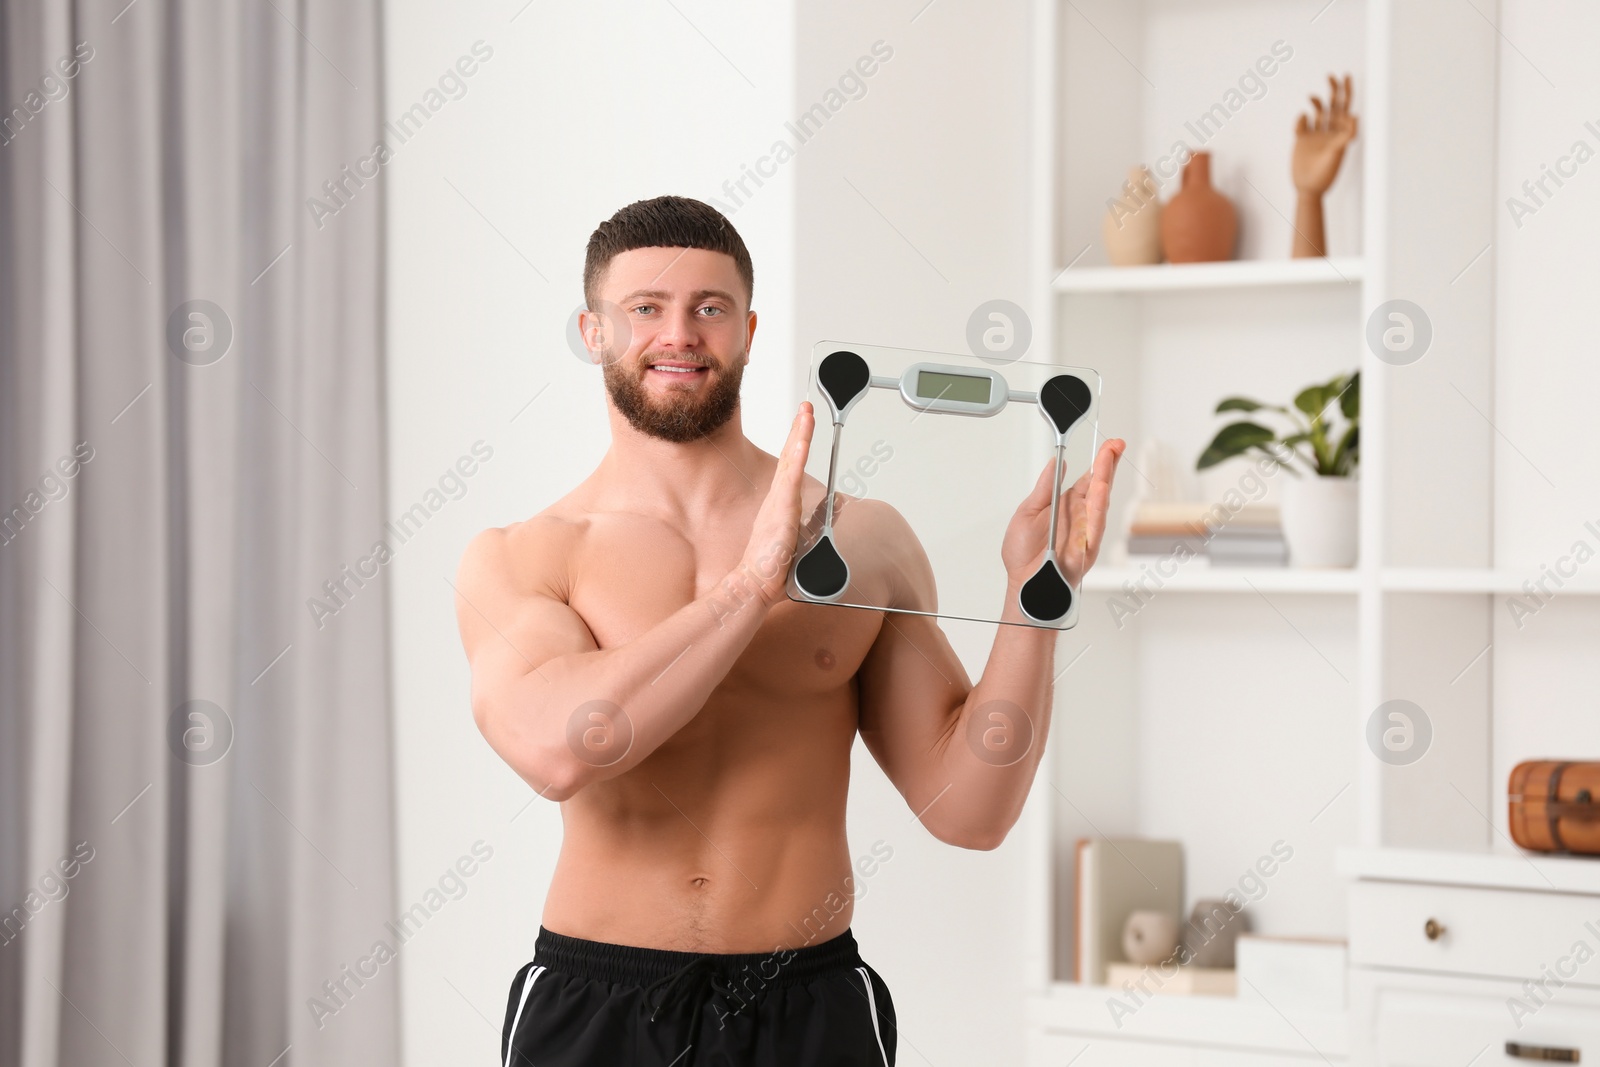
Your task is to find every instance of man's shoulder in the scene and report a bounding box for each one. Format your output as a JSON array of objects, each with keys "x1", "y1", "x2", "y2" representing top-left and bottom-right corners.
[
  {"x1": 458, "y1": 501, "x2": 590, "y2": 599},
  {"x1": 831, "y1": 492, "x2": 919, "y2": 547},
  {"x1": 828, "y1": 493, "x2": 934, "y2": 612}
]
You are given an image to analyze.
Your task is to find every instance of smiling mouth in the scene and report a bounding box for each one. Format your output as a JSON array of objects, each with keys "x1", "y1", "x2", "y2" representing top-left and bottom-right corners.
[{"x1": 646, "y1": 361, "x2": 710, "y2": 378}]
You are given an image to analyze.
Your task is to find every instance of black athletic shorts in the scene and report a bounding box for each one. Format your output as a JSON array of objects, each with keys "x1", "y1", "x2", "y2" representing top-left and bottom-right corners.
[{"x1": 500, "y1": 925, "x2": 897, "y2": 1066}]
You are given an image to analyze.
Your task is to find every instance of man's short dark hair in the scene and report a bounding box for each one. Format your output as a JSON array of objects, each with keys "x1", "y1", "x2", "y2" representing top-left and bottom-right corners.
[{"x1": 584, "y1": 196, "x2": 754, "y2": 312}]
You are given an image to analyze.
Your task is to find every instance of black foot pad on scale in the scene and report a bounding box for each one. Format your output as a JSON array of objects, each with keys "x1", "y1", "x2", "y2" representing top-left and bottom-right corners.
[
  {"x1": 795, "y1": 534, "x2": 850, "y2": 600},
  {"x1": 1039, "y1": 374, "x2": 1093, "y2": 437},
  {"x1": 1019, "y1": 558, "x2": 1073, "y2": 622},
  {"x1": 817, "y1": 351, "x2": 871, "y2": 416}
]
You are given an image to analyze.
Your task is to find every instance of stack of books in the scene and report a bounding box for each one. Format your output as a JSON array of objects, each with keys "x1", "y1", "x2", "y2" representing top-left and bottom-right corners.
[
  {"x1": 1126, "y1": 501, "x2": 1287, "y2": 567},
  {"x1": 1125, "y1": 502, "x2": 1212, "y2": 560},
  {"x1": 1207, "y1": 504, "x2": 1286, "y2": 567}
]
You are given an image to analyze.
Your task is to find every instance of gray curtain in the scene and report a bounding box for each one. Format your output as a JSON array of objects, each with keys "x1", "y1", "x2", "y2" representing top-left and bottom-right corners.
[{"x1": 0, "y1": 1, "x2": 398, "y2": 1065}]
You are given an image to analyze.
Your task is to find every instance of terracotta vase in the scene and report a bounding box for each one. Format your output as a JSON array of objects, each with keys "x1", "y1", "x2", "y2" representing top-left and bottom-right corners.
[
  {"x1": 1160, "y1": 152, "x2": 1237, "y2": 263},
  {"x1": 1102, "y1": 164, "x2": 1162, "y2": 266}
]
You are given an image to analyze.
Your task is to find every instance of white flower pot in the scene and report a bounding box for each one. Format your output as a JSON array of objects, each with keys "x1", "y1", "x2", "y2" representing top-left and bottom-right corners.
[{"x1": 1282, "y1": 474, "x2": 1358, "y2": 568}]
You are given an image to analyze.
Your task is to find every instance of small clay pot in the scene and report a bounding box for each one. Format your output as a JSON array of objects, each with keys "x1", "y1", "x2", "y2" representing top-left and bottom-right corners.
[
  {"x1": 1102, "y1": 165, "x2": 1163, "y2": 266},
  {"x1": 1160, "y1": 152, "x2": 1237, "y2": 263},
  {"x1": 1180, "y1": 898, "x2": 1250, "y2": 969},
  {"x1": 1122, "y1": 909, "x2": 1181, "y2": 965}
]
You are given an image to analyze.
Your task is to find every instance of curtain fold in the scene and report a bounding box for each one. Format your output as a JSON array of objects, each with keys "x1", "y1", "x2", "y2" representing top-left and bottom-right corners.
[{"x1": 0, "y1": 2, "x2": 399, "y2": 1065}]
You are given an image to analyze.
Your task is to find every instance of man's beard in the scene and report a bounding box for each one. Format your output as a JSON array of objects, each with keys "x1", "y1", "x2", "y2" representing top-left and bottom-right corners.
[{"x1": 604, "y1": 352, "x2": 745, "y2": 443}]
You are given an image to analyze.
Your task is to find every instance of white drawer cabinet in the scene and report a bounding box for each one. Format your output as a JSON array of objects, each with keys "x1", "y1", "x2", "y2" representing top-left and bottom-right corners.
[
  {"x1": 1354, "y1": 968, "x2": 1600, "y2": 1065},
  {"x1": 1342, "y1": 851, "x2": 1600, "y2": 1067},
  {"x1": 1349, "y1": 881, "x2": 1600, "y2": 985}
]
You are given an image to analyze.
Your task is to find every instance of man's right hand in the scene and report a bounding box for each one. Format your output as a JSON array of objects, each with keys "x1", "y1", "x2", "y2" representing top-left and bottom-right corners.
[{"x1": 737, "y1": 401, "x2": 815, "y2": 608}]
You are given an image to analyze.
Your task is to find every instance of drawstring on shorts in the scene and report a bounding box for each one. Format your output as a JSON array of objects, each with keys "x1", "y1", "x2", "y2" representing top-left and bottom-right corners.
[{"x1": 643, "y1": 955, "x2": 747, "y2": 1056}]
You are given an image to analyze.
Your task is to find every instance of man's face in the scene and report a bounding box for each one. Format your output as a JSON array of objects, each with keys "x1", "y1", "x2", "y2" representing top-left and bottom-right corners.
[{"x1": 584, "y1": 246, "x2": 754, "y2": 443}]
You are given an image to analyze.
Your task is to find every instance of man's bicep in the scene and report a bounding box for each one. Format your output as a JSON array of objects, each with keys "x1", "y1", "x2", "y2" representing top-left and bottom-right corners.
[{"x1": 855, "y1": 524, "x2": 972, "y2": 798}]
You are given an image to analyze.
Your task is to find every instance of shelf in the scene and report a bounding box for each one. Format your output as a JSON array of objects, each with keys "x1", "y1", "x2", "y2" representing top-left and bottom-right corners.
[
  {"x1": 1381, "y1": 567, "x2": 1600, "y2": 595},
  {"x1": 1337, "y1": 846, "x2": 1600, "y2": 896},
  {"x1": 1083, "y1": 564, "x2": 1360, "y2": 594},
  {"x1": 1028, "y1": 981, "x2": 1349, "y2": 1057},
  {"x1": 1080, "y1": 566, "x2": 1600, "y2": 596},
  {"x1": 1052, "y1": 256, "x2": 1365, "y2": 294}
]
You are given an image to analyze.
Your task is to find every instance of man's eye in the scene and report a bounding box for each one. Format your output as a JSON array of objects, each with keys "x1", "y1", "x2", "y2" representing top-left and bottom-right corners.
[
  {"x1": 700, "y1": 306, "x2": 724, "y2": 317},
  {"x1": 632, "y1": 305, "x2": 655, "y2": 315}
]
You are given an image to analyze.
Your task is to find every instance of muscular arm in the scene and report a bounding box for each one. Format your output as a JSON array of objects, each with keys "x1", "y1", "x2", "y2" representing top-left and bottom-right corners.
[
  {"x1": 857, "y1": 438, "x2": 1124, "y2": 850},
  {"x1": 856, "y1": 550, "x2": 1058, "y2": 851},
  {"x1": 455, "y1": 524, "x2": 770, "y2": 801},
  {"x1": 457, "y1": 405, "x2": 818, "y2": 802}
]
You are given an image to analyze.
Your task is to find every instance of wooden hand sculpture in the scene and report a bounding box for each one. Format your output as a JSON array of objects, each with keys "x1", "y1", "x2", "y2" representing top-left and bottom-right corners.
[{"x1": 1291, "y1": 73, "x2": 1358, "y2": 258}]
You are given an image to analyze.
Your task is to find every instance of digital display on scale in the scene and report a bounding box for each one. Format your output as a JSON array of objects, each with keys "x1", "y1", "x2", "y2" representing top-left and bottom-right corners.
[{"x1": 916, "y1": 370, "x2": 991, "y2": 404}]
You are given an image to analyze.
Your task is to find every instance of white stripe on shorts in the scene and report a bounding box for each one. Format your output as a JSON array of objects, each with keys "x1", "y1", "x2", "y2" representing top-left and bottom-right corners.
[
  {"x1": 504, "y1": 964, "x2": 545, "y2": 1067},
  {"x1": 856, "y1": 965, "x2": 888, "y2": 1066}
]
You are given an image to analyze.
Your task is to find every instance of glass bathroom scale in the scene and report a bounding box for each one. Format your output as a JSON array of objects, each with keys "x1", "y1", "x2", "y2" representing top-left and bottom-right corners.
[{"x1": 784, "y1": 341, "x2": 1101, "y2": 630}]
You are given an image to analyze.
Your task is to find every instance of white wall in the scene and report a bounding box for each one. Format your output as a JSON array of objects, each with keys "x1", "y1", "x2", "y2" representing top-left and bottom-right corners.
[
  {"x1": 382, "y1": 2, "x2": 795, "y2": 1062},
  {"x1": 793, "y1": 3, "x2": 1038, "y2": 1064},
  {"x1": 1490, "y1": 0, "x2": 1600, "y2": 835}
]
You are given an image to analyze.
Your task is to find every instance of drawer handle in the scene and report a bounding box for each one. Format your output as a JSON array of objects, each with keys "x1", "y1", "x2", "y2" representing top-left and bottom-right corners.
[
  {"x1": 1505, "y1": 1040, "x2": 1579, "y2": 1062},
  {"x1": 1424, "y1": 917, "x2": 1446, "y2": 941}
]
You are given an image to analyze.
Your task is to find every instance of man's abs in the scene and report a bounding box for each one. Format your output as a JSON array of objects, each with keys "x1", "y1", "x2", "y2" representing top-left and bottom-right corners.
[{"x1": 540, "y1": 680, "x2": 866, "y2": 954}]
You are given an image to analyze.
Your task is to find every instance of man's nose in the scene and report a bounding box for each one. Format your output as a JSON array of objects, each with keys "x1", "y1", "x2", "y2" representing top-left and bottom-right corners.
[{"x1": 651, "y1": 306, "x2": 700, "y2": 349}]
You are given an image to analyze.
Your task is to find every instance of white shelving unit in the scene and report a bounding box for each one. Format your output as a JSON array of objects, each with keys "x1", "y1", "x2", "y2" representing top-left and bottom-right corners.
[
  {"x1": 1024, "y1": 0, "x2": 1506, "y2": 1062},
  {"x1": 1054, "y1": 255, "x2": 1365, "y2": 293},
  {"x1": 1083, "y1": 565, "x2": 1361, "y2": 594},
  {"x1": 1085, "y1": 567, "x2": 1600, "y2": 596},
  {"x1": 1379, "y1": 568, "x2": 1600, "y2": 595}
]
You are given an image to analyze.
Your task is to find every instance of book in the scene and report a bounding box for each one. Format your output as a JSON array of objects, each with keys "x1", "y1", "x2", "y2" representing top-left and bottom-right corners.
[
  {"x1": 1208, "y1": 531, "x2": 1288, "y2": 567},
  {"x1": 1073, "y1": 838, "x2": 1184, "y2": 985},
  {"x1": 1127, "y1": 534, "x2": 1210, "y2": 557},
  {"x1": 1210, "y1": 550, "x2": 1287, "y2": 567},
  {"x1": 1206, "y1": 526, "x2": 1286, "y2": 541},
  {"x1": 1132, "y1": 501, "x2": 1280, "y2": 531},
  {"x1": 1127, "y1": 522, "x2": 1212, "y2": 538}
]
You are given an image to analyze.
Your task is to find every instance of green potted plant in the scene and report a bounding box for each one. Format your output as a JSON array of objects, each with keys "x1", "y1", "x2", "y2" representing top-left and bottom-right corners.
[{"x1": 1197, "y1": 371, "x2": 1359, "y2": 567}]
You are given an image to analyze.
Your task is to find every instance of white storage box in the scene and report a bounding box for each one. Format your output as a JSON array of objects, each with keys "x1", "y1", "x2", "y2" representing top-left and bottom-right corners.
[{"x1": 1235, "y1": 935, "x2": 1347, "y2": 1011}]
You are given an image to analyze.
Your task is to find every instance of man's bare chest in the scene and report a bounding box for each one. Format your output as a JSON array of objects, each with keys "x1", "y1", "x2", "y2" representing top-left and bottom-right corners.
[{"x1": 567, "y1": 521, "x2": 884, "y2": 698}]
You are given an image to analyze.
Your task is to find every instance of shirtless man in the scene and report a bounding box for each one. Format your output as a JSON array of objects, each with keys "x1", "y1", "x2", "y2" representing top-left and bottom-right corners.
[{"x1": 456, "y1": 195, "x2": 1125, "y2": 1066}]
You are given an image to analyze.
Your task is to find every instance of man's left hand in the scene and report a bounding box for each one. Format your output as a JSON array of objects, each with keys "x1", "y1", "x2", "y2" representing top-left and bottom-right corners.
[{"x1": 1002, "y1": 437, "x2": 1127, "y2": 588}]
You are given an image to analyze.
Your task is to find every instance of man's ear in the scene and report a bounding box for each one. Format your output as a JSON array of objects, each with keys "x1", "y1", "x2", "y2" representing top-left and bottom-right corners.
[
  {"x1": 577, "y1": 309, "x2": 602, "y2": 362},
  {"x1": 744, "y1": 309, "x2": 758, "y2": 361},
  {"x1": 580, "y1": 299, "x2": 632, "y2": 366}
]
